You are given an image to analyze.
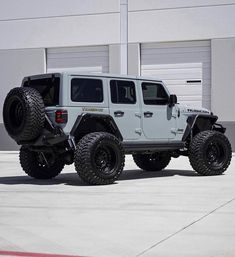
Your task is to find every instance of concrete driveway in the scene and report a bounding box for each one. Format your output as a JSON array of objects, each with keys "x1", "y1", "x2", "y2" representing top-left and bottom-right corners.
[{"x1": 0, "y1": 152, "x2": 234, "y2": 257}]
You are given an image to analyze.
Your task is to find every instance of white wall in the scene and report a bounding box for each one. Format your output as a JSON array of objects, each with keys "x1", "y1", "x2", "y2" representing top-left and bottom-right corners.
[
  {"x1": 0, "y1": 0, "x2": 119, "y2": 20},
  {"x1": 129, "y1": 0, "x2": 235, "y2": 11},
  {"x1": 211, "y1": 38, "x2": 235, "y2": 122},
  {"x1": 2, "y1": 0, "x2": 235, "y2": 50},
  {"x1": 0, "y1": 0, "x2": 120, "y2": 49},
  {"x1": 0, "y1": 49, "x2": 45, "y2": 123},
  {"x1": 129, "y1": 1, "x2": 235, "y2": 43}
]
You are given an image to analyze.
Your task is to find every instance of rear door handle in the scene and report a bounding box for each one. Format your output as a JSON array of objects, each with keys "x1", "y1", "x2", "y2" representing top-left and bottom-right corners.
[
  {"x1": 114, "y1": 111, "x2": 124, "y2": 117},
  {"x1": 144, "y1": 111, "x2": 153, "y2": 118}
]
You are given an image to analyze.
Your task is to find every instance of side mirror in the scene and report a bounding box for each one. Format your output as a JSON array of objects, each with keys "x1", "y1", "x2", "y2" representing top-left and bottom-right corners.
[{"x1": 169, "y1": 94, "x2": 177, "y2": 107}]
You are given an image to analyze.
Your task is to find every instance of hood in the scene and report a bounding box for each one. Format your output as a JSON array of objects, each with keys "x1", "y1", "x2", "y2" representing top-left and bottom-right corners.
[{"x1": 177, "y1": 103, "x2": 212, "y2": 115}]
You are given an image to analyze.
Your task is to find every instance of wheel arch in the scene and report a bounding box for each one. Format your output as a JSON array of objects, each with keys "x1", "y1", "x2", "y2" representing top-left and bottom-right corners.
[
  {"x1": 182, "y1": 114, "x2": 225, "y2": 142},
  {"x1": 70, "y1": 113, "x2": 123, "y2": 142}
]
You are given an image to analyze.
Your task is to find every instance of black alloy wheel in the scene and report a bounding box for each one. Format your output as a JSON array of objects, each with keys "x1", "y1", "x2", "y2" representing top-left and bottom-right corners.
[
  {"x1": 205, "y1": 141, "x2": 227, "y2": 169},
  {"x1": 189, "y1": 130, "x2": 232, "y2": 175},
  {"x1": 75, "y1": 132, "x2": 125, "y2": 185},
  {"x1": 94, "y1": 145, "x2": 119, "y2": 177}
]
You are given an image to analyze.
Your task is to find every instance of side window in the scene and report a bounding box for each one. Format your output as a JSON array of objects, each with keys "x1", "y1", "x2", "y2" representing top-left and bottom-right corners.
[
  {"x1": 142, "y1": 82, "x2": 169, "y2": 105},
  {"x1": 71, "y1": 78, "x2": 103, "y2": 102},
  {"x1": 110, "y1": 80, "x2": 136, "y2": 104}
]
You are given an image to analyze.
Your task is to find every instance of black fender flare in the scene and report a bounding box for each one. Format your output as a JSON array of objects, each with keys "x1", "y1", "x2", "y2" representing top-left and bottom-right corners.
[
  {"x1": 182, "y1": 114, "x2": 224, "y2": 141},
  {"x1": 70, "y1": 113, "x2": 123, "y2": 141}
]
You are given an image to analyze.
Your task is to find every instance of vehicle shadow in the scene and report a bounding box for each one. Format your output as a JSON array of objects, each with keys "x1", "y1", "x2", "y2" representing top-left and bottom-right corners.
[
  {"x1": 119, "y1": 169, "x2": 199, "y2": 180},
  {"x1": 0, "y1": 168, "x2": 199, "y2": 186},
  {"x1": 0, "y1": 172, "x2": 86, "y2": 186}
]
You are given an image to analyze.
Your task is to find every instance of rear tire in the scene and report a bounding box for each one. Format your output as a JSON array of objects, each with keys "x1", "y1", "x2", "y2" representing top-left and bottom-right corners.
[
  {"x1": 189, "y1": 130, "x2": 232, "y2": 175},
  {"x1": 3, "y1": 87, "x2": 45, "y2": 142},
  {"x1": 74, "y1": 132, "x2": 125, "y2": 185},
  {"x1": 133, "y1": 152, "x2": 171, "y2": 171},
  {"x1": 20, "y1": 147, "x2": 65, "y2": 179}
]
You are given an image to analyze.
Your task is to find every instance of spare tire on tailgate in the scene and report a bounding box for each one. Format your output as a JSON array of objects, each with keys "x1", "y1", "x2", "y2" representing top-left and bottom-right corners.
[{"x1": 3, "y1": 87, "x2": 45, "y2": 142}]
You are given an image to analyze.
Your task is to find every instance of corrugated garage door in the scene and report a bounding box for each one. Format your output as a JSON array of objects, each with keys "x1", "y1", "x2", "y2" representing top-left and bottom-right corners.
[
  {"x1": 141, "y1": 41, "x2": 211, "y2": 108},
  {"x1": 47, "y1": 45, "x2": 109, "y2": 73}
]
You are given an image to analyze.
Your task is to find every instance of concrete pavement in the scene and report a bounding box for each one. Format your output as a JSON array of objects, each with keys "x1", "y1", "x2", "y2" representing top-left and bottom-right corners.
[{"x1": 0, "y1": 152, "x2": 234, "y2": 257}]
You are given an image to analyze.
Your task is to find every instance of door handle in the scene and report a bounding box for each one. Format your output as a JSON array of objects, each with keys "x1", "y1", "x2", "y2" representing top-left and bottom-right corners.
[
  {"x1": 144, "y1": 111, "x2": 153, "y2": 118},
  {"x1": 114, "y1": 111, "x2": 124, "y2": 117}
]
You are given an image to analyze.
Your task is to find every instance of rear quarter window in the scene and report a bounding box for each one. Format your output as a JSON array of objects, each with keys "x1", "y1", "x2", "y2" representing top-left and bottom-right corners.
[
  {"x1": 23, "y1": 77, "x2": 60, "y2": 106},
  {"x1": 71, "y1": 78, "x2": 103, "y2": 103}
]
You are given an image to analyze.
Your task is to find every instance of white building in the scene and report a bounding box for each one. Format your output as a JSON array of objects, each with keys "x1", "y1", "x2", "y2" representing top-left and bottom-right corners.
[{"x1": 0, "y1": 0, "x2": 235, "y2": 150}]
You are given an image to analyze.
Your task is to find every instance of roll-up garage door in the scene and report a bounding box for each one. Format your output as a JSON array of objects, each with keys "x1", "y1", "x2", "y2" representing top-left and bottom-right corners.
[
  {"x1": 141, "y1": 41, "x2": 211, "y2": 109},
  {"x1": 47, "y1": 45, "x2": 109, "y2": 73}
]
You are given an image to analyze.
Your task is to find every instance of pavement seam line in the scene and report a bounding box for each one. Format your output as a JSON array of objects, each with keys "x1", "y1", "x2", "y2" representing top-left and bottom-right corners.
[{"x1": 135, "y1": 197, "x2": 235, "y2": 257}]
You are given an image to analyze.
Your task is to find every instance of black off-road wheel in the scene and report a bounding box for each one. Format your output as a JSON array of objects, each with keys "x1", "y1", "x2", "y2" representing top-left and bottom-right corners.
[
  {"x1": 74, "y1": 132, "x2": 125, "y2": 185},
  {"x1": 133, "y1": 152, "x2": 171, "y2": 171},
  {"x1": 3, "y1": 87, "x2": 45, "y2": 142},
  {"x1": 189, "y1": 130, "x2": 232, "y2": 175},
  {"x1": 20, "y1": 147, "x2": 65, "y2": 179}
]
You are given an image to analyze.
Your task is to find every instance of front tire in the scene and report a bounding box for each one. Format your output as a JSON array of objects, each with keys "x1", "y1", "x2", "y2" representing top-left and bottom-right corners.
[
  {"x1": 133, "y1": 152, "x2": 171, "y2": 171},
  {"x1": 20, "y1": 147, "x2": 65, "y2": 179},
  {"x1": 189, "y1": 130, "x2": 232, "y2": 175},
  {"x1": 74, "y1": 132, "x2": 125, "y2": 185}
]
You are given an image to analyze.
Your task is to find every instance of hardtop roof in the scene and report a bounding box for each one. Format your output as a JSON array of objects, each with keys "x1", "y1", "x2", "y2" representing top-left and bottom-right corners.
[
  {"x1": 63, "y1": 72, "x2": 162, "y2": 82},
  {"x1": 22, "y1": 72, "x2": 163, "y2": 83}
]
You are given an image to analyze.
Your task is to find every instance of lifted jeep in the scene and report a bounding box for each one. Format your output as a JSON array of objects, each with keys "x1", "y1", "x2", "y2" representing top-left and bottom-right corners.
[{"x1": 3, "y1": 73, "x2": 232, "y2": 185}]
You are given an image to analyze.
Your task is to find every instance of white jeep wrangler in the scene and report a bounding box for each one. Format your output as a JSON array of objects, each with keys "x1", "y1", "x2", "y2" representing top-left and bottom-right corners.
[{"x1": 3, "y1": 73, "x2": 232, "y2": 184}]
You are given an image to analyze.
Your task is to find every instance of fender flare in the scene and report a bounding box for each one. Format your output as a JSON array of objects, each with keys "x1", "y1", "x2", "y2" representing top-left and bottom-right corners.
[
  {"x1": 70, "y1": 113, "x2": 123, "y2": 141},
  {"x1": 182, "y1": 114, "x2": 222, "y2": 141}
]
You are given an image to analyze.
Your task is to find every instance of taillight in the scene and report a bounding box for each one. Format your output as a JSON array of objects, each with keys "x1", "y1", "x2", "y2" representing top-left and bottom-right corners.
[{"x1": 55, "y1": 110, "x2": 68, "y2": 124}]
